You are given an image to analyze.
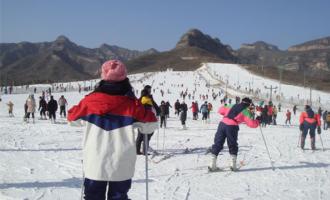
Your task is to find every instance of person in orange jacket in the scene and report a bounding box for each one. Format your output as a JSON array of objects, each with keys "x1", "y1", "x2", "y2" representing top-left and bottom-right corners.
[{"x1": 299, "y1": 105, "x2": 321, "y2": 150}]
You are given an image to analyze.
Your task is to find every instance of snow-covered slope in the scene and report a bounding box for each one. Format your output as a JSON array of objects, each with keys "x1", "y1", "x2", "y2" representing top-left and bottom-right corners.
[{"x1": 0, "y1": 64, "x2": 329, "y2": 200}]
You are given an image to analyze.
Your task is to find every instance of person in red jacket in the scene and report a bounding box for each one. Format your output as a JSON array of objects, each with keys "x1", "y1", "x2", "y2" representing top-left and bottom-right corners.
[
  {"x1": 299, "y1": 105, "x2": 321, "y2": 150},
  {"x1": 285, "y1": 110, "x2": 291, "y2": 125},
  {"x1": 209, "y1": 97, "x2": 260, "y2": 171},
  {"x1": 68, "y1": 60, "x2": 158, "y2": 200},
  {"x1": 190, "y1": 101, "x2": 198, "y2": 120}
]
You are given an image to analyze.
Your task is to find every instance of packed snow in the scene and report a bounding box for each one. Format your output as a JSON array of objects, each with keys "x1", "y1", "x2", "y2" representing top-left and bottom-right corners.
[{"x1": 0, "y1": 63, "x2": 329, "y2": 200}]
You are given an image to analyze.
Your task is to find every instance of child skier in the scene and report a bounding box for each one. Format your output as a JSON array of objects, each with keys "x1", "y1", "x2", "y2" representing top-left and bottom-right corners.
[
  {"x1": 67, "y1": 60, "x2": 158, "y2": 200},
  {"x1": 285, "y1": 110, "x2": 291, "y2": 125},
  {"x1": 7, "y1": 101, "x2": 14, "y2": 117},
  {"x1": 208, "y1": 97, "x2": 260, "y2": 171}
]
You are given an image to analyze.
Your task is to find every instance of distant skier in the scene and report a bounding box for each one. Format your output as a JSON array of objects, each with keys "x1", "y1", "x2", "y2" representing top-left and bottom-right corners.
[
  {"x1": 67, "y1": 60, "x2": 157, "y2": 200},
  {"x1": 285, "y1": 110, "x2": 291, "y2": 125},
  {"x1": 38, "y1": 96, "x2": 47, "y2": 119},
  {"x1": 190, "y1": 101, "x2": 198, "y2": 120},
  {"x1": 47, "y1": 96, "x2": 58, "y2": 123},
  {"x1": 180, "y1": 101, "x2": 188, "y2": 129},
  {"x1": 174, "y1": 99, "x2": 181, "y2": 116},
  {"x1": 261, "y1": 105, "x2": 268, "y2": 127},
  {"x1": 299, "y1": 105, "x2": 321, "y2": 150},
  {"x1": 200, "y1": 101, "x2": 209, "y2": 124},
  {"x1": 272, "y1": 106, "x2": 278, "y2": 125},
  {"x1": 165, "y1": 101, "x2": 172, "y2": 118},
  {"x1": 159, "y1": 101, "x2": 167, "y2": 128},
  {"x1": 322, "y1": 110, "x2": 329, "y2": 130},
  {"x1": 293, "y1": 105, "x2": 297, "y2": 115},
  {"x1": 6, "y1": 101, "x2": 14, "y2": 117},
  {"x1": 25, "y1": 94, "x2": 36, "y2": 123},
  {"x1": 58, "y1": 95, "x2": 68, "y2": 118},
  {"x1": 208, "y1": 97, "x2": 260, "y2": 171},
  {"x1": 207, "y1": 102, "x2": 213, "y2": 120}
]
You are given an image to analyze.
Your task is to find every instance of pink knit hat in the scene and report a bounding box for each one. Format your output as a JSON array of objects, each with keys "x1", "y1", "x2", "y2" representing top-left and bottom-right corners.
[{"x1": 101, "y1": 60, "x2": 127, "y2": 82}]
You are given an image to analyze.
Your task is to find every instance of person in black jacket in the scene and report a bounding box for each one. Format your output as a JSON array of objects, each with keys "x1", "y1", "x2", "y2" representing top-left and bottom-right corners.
[
  {"x1": 38, "y1": 96, "x2": 47, "y2": 119},
  {"x1": 174, "y1": 99, "x2": 181, "y2": 116},
  {"x1": 47, "y1": 96, "x2": 58, "y2": 123},
  {"x1": 159, "y1": 101, "x2": 167, "y2": 128},
  {"x1": 165, "y1": 101, "x2": 172, "y2": 118},
  {"x1": 136, "y1": 85, "x2": 159, "y2": 155},
  {"x1": 180, "y1": 101, "x2": 188, "y2": 129}
]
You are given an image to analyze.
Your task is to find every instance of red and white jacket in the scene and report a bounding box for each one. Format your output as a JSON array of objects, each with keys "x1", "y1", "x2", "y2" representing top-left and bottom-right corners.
[{"x1": 68, "y1": 92, "x2": 158, "y2": 181}]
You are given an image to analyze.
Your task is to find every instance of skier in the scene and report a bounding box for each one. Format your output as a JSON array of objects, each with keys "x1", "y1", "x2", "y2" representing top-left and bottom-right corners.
[
  {"x1": 6, "y1": 101, "x2": 14, "y2": 117},
  {"x1": 58, "y1": 95, "x2": 68, "y2": 118},
  {"x1": 136, "y1": 85, "x2": 160, "y2": 155},
  {"x1": 261, "y1": 105, "x2": 268, "y2": 127},
  {"x1": 159, "y1": 101, "x2": 167, "y2": 128},
  {"x1": 299, "y1": 105, "x2": 321, "y2": 150},
  {"x1": 47, "y1": 96, "x2": 58, "y2": 123},
  {"x1": 180, "y1": 101, "x2": 188, "y2": 129},
  {"x1": 200, "y1": 101, "x2": 209, "y2": 124},
  {"x1": 285, "y1": 110, "x2": 291, "y2": 125},
  {"x1": 207, "y1": 102, "x2": 213, "y2": 120},
  {"x1": 174, "y1": 99, "x2": 181, "y2": 116},
  {"x1": 322, "y1": 110, "x2": 328, "y2": 130},
  {"x1": 278, "y1": 103, "x2": 282, "y2": 112},
  {"x1": 190, "y1": 101, "x2": 198, "y2": 120},
  {"x1": 25, "y1": 94, "x2": 36, "y2": 123},
  {"x1": 38, "y1": 96, "x2": 47, "y2": 119},
  {"x1": 272, "y1": 106, "x2": 278, "y2": 125},
  {"x1": 165, "y1": 101, "x2": 172, "y2": 118},
  {"x1": 293, "y1": 105, "x2": 297, "y2": 115},
  {"x1": 208, "y1": 97, "x2": 260, "y2": 171},
  {"x1": 67, "y1": 60, "x2": 157, "y2": 200}
]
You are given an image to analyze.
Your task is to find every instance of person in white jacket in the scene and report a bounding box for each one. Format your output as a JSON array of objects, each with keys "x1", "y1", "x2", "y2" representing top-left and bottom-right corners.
[
  {"x1": 68, "y1": 60, "x2": 158, "y2": 200},
  {"x1": 25, "y1": 94, "x2": 36, "y2": 123}
]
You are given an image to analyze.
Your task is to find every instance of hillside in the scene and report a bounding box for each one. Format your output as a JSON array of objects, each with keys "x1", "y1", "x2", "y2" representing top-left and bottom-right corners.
[
  {"x1": 1, "y1": 29, "x2": 329, "y2": 92},
  {"x1": 0, "y1": 36, "x2": 157, "y2": 85}
]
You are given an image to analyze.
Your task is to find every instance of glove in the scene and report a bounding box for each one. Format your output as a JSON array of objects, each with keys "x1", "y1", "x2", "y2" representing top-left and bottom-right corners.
[
  {"x1": 256, "y1": 116, "x2": 261, "y2": 122},
  {"x1": 317, "y1": 126, "x2": 321, "y2": 134},
  {"x1": 299, "y1": 124, "x2": 303, "y2": 131}
]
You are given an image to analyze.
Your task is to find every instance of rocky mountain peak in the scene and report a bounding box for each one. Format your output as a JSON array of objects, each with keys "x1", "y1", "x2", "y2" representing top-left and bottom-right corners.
[
  {"x1": 240, "y1": 41, "x2": 279, "y2": 51},
  {"x1": 288, "y1": 36, "x2": 330, "y2": 52},
  {"x1": 175, "y1": 28, "x2": 235, "y2": 61}
]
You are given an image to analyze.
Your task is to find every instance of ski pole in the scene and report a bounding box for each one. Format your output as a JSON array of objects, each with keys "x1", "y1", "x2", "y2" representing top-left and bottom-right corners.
[
  {"x1": 80, "y1": 161, "x2": 84, "y2": 200},
  {"x1": 156, "y1": 127, "x2": 159, "y2": 151},
  {"x1": 143, "y1": 134, "x2": 149, "y2": 200},
  {"x1": 162, "y1": 127, "x2": 166, "y2": 154},
  {"x1": 259, "y1": 126, "x2": 275, "y2": 170},
  {"x1": 318, "y1": 134, "x2": 325, "y2": 151}
]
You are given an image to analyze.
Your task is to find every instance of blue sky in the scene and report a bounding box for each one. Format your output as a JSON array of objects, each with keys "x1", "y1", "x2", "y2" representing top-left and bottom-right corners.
[{"x1": 1, "y1": 0, "x2": 330, "y2": 51}]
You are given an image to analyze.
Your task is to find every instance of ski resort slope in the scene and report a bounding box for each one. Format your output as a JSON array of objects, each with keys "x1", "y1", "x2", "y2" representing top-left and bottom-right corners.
[
  {"x1": 198, "y1": 63, "x2": 330, "y2": 110},
  {"x1": 0, "y1": 65, "x2": 329, "y2": 200}
]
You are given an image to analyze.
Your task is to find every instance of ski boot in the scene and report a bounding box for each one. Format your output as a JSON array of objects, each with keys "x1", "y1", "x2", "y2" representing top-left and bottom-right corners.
[
  {"x1": 208, "y1": 154, "x2": 220, "y2": 172},
  {"x1": 230, "y1": 155, "x2": 238, "y2": 171}
]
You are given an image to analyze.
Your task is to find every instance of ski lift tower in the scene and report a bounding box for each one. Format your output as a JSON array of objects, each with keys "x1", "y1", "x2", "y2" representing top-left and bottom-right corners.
[{"x1": 264, "y1": 85, "x2": 278, "y2": 102}]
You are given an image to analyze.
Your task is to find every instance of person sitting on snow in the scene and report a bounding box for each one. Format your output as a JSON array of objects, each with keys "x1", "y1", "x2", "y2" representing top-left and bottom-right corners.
[{"x1": 208, "y1": 97, "x2": 260, "y2": 171}]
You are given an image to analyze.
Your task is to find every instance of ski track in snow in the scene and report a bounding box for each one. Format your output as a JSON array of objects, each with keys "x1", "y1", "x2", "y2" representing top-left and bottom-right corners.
[{"x1": 0, "y1": 66, "x2": 330, "y2": 200}]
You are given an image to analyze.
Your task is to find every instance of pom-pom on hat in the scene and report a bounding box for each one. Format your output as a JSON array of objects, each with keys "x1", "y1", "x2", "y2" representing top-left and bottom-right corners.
[{"x1": 101, "y1": 60, "x2": 127, "y2": 82}]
